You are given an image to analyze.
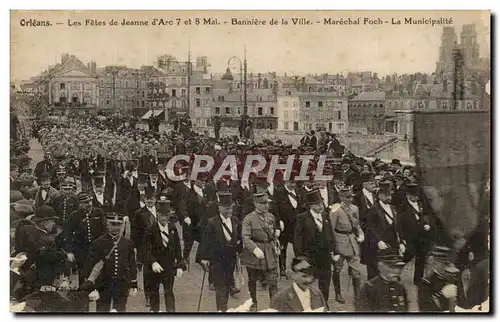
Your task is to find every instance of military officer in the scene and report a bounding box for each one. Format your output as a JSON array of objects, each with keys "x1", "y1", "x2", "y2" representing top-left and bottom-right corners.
[
  {"x1": 357, "y1": 248, "x2": 409, "y2": 312},
  {"x1": 82, "y1": 213, "x2": 138, "y2": 312},
  {"x1": 49, "y1": 178, "x2": 79, "y2": 225},
  {"x1": 65, "y1": 192, "x2": 107, "y2": 287},
  {"x1": 329, "y1": 186, "x2": 365, "y2": 304}
]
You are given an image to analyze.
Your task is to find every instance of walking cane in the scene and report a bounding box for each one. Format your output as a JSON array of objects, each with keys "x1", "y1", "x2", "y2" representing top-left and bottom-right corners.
[{"x1": 197, "y1": 268, "x2": 207, "y2": 312}]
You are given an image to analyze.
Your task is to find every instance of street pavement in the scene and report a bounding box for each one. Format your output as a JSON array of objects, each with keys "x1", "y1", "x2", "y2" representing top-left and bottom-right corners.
[{"x1": 27, "y1": 138, "x2": 418, "y2": 312}]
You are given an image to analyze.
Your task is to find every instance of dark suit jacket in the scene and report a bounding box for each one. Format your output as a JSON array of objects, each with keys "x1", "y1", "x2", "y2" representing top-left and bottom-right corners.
[
  {"x1": 143, "y1": 222, "x2": 184, "y2": 273},
  {"x1": 270, "y1": 285, "x2": 326, "y2": 312},
  {"x1": 117, "y1": 176, "x2": 138, "y2": 214},
  {"x1": 293, "y1": 210, "x2": 333, "y2": 267},
  {"x1": 353, "y1": 190, "x2": 376, "y2": 229},
  {"x1": 197, "y1": 215, "x2": 242, "y2": 265},
  {"x1": 398, "y1": 199, "x2": 433, "y2": 260},
  {"x1": 275, "y1": 186, "x2": 302, "y2": 236},
  {"x1": 232, "y1": 183, "x2": 254, "y2": 220},
  {"x1": 133, "y1": 206, "x2": 157, "y2": 257},
  {"x1": 309, "y1": 135, "x2": 318, "y2": 150}
]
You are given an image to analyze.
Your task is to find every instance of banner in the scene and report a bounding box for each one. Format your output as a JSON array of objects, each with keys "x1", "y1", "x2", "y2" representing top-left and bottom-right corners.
[{"x1": 413, "y1": 110, "x2": 490, "y2": 241}]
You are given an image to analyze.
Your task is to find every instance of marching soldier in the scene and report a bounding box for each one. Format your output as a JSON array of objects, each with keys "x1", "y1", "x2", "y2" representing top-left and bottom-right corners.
[
  {"x1": 82, "y1": 213, "x2": 138, "y2": 312},
  {"x1": 49, "y1": 178, "x2": 79, "y2": 225},
  {"x1": 199, "y1": 191, "x2": 243, "y2": 312},
  {"x1": 357, "y1": 248, "x2": 410, "y2": 312},
  {"x1": 65, "y1": 192, "x2": 107, "y2": 287},
  {"x1": 240, "y1": 181, "x2": 280, "y2": 311},
  {"x1": 293, "y1": 189, "x2": 334, "y2": 305},
  {"x1": 329, "y1": 186, "x2": 365, "y2": 303},
  {"x1": 143, "y1": 197, "x2": 185, "y2": 312},
  {"x1": 364, "y1": 181, "x2": 405, "y2": 280}
]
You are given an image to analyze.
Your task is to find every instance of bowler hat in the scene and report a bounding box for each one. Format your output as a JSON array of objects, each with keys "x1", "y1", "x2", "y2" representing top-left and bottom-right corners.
[{"x1": 33, "y1": 206, "x2": 58, "y2": 222}]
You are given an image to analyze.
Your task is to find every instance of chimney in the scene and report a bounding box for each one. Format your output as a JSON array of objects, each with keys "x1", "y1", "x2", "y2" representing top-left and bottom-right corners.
[
  {"x1": 91, "y1": 62, "x2": 96, "y2": 74},
  {"x1": 301, "y1": 77, "x2": 306, "y2": 91}
]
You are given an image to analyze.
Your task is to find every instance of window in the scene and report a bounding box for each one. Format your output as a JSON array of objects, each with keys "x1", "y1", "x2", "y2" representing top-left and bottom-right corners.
[
  {"x1": 225, "y1": 107, "x2": 230, "y2": 115},
  {"x1": 318, "y1": 101, "x2": 323, "y2": 107},
  {"x1": 284, "y1": 122, "x2": 289, "y2": 130},
  {"x1": 337, "y1": 111, "x2": 341, "y2": 120},
  {"x1": 338, "y1": 123, "x2": 344, "y2": 130},
  {"x1": 237, "y1": 107, "x2": 241, "y2": 115},
  {"x1": 286, "y1": 90, "x2": 291, "y2": 96},
  {"x1": 205, "y1": 87, "x2": 210, "y2": 94},
  {"x1": 284, "y1": 111, "x2": 289, "y2": 119},
  {"x1": 293, "y1": 101, "x2": 298, "y2": 107},
  {"x1": 218, "y1": 96, "x2": 224, "y2": 102},
  {"x1": 196, "y1": 99, "x2": 201, "y2": 107},
  {"x1": 305, "y1": 114, "x2": 310, "y2": 120},
  {"x1": 60, "y1": 83, "x2": 65, "y2": 90},
  {"x1": 293, "y1": 111, "x2": 298, "y2": 119},
  {"x1": 467, "y1": 102, "x2": 472, "y2": 110},
  {"x1": 141, "y1": 101, "x2": 145, "y2": 108},
  {"x1": 172, "y1": 100, "x2": 176, "y2": 108},
  {"x1": 284, "y1": 101, "x2": 289, "y2": 107},
  {"x1": 215, "y1": 107, "x2": 220, "y2": 114},
  {"x1": 442, "y1": 101, "x2": 448, "y2": 109},
  {"x1": 181, "y1": 78, "x2": 186, "y2": 85},
  {"x1": 181, "y1": 89, "x2": 186, "y2": 97},
  {"x1": 106, "y1": 100, "x2": 110, "y2": 105},
  {"x1": 172, "y1": 89, "x2": 176, "y2": 97},
  {"x1": 258, "y1": 107, "x2": 263, "y2": 116},
  {"x1": 196, "y1": 87, "x2": 201, "y2": 94},
  {"x1": 454, "y1": 101, "x2": 459, "y2": 110},
  {"x1": 305, "y1": 101, "x2": 311, "y2": 107},
  {"x1": 270, "y1": 107, "x2": 275, "y2": 115}
]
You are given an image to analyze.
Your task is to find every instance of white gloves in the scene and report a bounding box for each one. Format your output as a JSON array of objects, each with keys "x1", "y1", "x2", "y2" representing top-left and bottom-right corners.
[
  {"x1": 469, "y1": 252, "x2": 475, "y2": 262},
  {"x1": 176, "y1": 268, "x2": 184, "y2": 278},
  {"x1": 253, "y1": 247, "x2": 265, "y2": 259},
  {"x1": 399, "y1": 243, "x2": 406, "y2": 255},
  {"x1": 275, "y1": 229, "x2": 281, "y2": 238},
  {"x1": 129, "y1": 288, "x2": 138, "y2": 297},
  {"x1": 152, "y1": 262, "x2": 164, "y2": 273},
  {"x1": 184, "y1": 217, "x2": 192, "y2": 226},
  {"x1": 67, "y1": 253, "x2": 75, "y2": 262},
  {"x1": 378, "y1": 241, "x2": 389, "y2": 250},
  {"x1": 89, "y1": 290, "x2": 100, "y2": 301},
  {"x1": 424, "y1": 224, "x2": 430, "y2": 231},
  {"x1": 279, "y1": 221, "x2": 284, "y2": 231},
  {"x1": 357, "y1": 232, "x2": 365, "y2": 243},
  {"x1": 332, "y1": 254, "x2": 341, "y2": 262},
  {"x1": 441, "y1": 284, "x2": 457, "y2": 299}
]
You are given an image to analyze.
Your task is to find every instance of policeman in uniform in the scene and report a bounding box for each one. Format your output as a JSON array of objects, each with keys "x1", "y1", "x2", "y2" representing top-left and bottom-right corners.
[
  {"x1": 240, "y1": 182, "x2": 280, "y2": 311},
  {"x1": 49, "y1": 178, "x2": 79, "y2": 225},
  {"x1": 329, "y1": 186, "x2": 365, "y2": 303},
  {"x1": 357, "y1": 248, "x2": 409, "y2": 312},
  {"x1": 65, "y1": 192, "x2": 107, "y2": 287},
  {"x1": 82, "y1": 213, "x2": 138, "y2": 312}
]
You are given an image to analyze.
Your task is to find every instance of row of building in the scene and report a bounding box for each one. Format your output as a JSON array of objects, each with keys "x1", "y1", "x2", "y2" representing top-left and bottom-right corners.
[{"x1": 17, "y1": 24, "x2": 490, "y2": 137}]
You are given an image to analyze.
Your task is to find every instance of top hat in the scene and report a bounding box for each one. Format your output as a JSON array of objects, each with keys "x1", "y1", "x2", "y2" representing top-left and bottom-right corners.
[
  {"x1": 144, "y1": 186, "x2": 157, "y2": 199},
  {"x1": 391, "y1": 159, "x2": 402, "y2": 166},
  {"x1": 217, "y1": 192, "x2": 233, "y2": 207},
  {"x1": 360, "y1": 171, "x2": 375, "y2": 183},
  {"x1": 33, "y1": 205, "x2": 58, "y2": 222},
  {"x1": 93, "y1": 170, "x2": 105, "y2": 179},
  {"x1": 93, "y1": 176, "x2": 105, "y2": 187},
  {"x1": 156, "y1": 195, "x2": 172, "y2": 213},
  {"x1": 377, "y1": 248, "x2": 405, "y2": 266},
  {"x1": 377, "y1": 181, "x2": 392, "y2": 194},
  {"x1": 303, "y1": 189, "x2": 323, "y2": 205},
  {"x1": 405, "y1": 182, "x2": 419, "y2": 196}
]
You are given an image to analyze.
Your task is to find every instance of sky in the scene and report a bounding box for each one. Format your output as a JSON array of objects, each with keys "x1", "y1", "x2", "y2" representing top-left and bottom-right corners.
[{"x1": 10, "y1": 10, "x2": 490, "y2": 81}]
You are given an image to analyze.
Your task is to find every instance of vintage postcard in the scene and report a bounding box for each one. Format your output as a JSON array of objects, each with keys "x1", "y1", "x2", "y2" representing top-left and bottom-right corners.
[{"x1": 9, "y1": 10, "x2": 490, "y2": 313}]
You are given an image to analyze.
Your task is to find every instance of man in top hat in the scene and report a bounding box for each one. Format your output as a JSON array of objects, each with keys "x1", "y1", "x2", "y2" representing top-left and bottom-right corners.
[
  {"x1": 82, "y1": 213, "x2": 138, "y2": 312},
  {"x1": 199, "y1": 191, "x2": 243, "y2": 312},
  {"x1": 364, "y1": 181, "x2": 405, "y2": 280},
  {"x1": 270, "y1": 256, "x2": 327, "y2": 312},
  {"x1": 133, "y1": 187, "x2": 159, "y2": 307},
  {"x1": 418, "y1": 246, "x2": 460, "y2": 312},
  {"x1": 34, "y1": 172, "x2": 60, "y2": 209},
  {"x1": 34, "y1": 152, "x2": 54, "y2": 183},
  {"x1": 293, "y1": 189, "x2": 334, "y2": 305},
  {"x1": 143, "y1": 197, "x2": 185, "y2": 312},
  {"x1": 275, "y1": 169, "x2": 302, "y2": 278},
  {"x1": 391, "y1": 173, "x2": 406, "y2": 210},
  {"x1": 329, "y1": 186, "x2": 365, "y2": 304},
  {"x1": 91, "y1": 173, "x2": 114, "y2": 214},
  {"x1": 240, "y1": 182, "x2": 280, "y2": 311},
  {"x1": 398, "y1": 182, "x2": 433, "y2": 285},
  {"x1": 64, "y1": 192, "x2": 107, "y2": 287},
  {"x1": 49, "y1": 178, "x2": 79, "y2": 225},
  {"x1": 357, "y1": 248, "x2": 409, "y2": 312},
  {"x1": 232, "y1": 173, "x2": 255, "y2": 221},
  {"x1": 117, "y1": 162, "x2": 139, "y2": 216}
]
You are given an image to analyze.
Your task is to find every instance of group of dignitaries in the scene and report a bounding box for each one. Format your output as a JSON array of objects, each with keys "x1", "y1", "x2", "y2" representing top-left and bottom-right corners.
[{"x1": 9, "y1": 116, "x2": 489, "y2": 313}]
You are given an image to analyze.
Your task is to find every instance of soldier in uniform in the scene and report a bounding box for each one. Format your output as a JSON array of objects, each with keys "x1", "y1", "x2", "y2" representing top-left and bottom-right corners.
[
  {"x1": 418, "y1": 246, "x2": 460, "y2": 312},
  {"x1": 293, "y1": 189, "x2": 334, "y2": 305},
  {"x1": 329, "y1": 186, "x2": 365, "y2": 303},
  {"x1": 49, "y1": 178, "x2": 79, "y2": 225},
  {"x1": 65, "y1": 192, "x2": 107, "y2": 287},
  {"x1": 199, "y1": 191, "x2": 243, "y2": 312},
  {"x1": 82, "y1": 213, "x2": 138, "y2": 312},
  {"x1": 143, "y1": 198, "x2": 185, "y2": 312},
  {"x1": 240, "y1": 182, "x2": 280, "y2": 311},
  {"x1": 357, "y1": 248, "x2": 409, "y2": 312}
]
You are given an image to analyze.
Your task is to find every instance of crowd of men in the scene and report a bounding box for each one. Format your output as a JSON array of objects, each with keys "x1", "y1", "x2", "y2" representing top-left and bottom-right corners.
[{"x1": 9, "y1": 112, "x2": 489, "y2": 313}]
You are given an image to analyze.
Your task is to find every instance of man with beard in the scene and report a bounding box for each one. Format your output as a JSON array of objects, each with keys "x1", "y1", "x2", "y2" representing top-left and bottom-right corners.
[
  {"x1": 357, "y1": 248, "x2": 409, "y2": 312},
  {"x1": 81, "y1": 213, "x2": 138, "y2": 312},
  {"x1": 270, "y1": 257, "x2": 327, "y2": 312},
  {"x1": 143, "y1": 198, "x2": 185, "y2": 312},
  {"x1": 199, "y1": 192, "x2": 243, "y2": 312},
  {"x1": 240, "y1": 182, "x2": 280, "y2": 311},
  {"x1": 293, "y1": 189, "x2": 334, "y2": 305},
  {"x1": 65, "y1": 192, "x2": 107, "y2": 288}
]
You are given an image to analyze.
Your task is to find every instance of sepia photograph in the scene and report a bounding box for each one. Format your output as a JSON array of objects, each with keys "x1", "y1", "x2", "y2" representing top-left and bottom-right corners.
[{"x1": 9, "y1": 10, "x2": 491, "y2": 313}]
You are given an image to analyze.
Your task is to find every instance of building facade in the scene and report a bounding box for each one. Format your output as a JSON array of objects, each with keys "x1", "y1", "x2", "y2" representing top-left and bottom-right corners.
[
  {"x1": 348, "y1": 91, "x2": 386, "y2": 134},
  {"x1": 299, "y1": 93, "x2": 348, "y2": 133},
  {"x1": 277, "y1": 90, "x2": 300, "y2": 131}
]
